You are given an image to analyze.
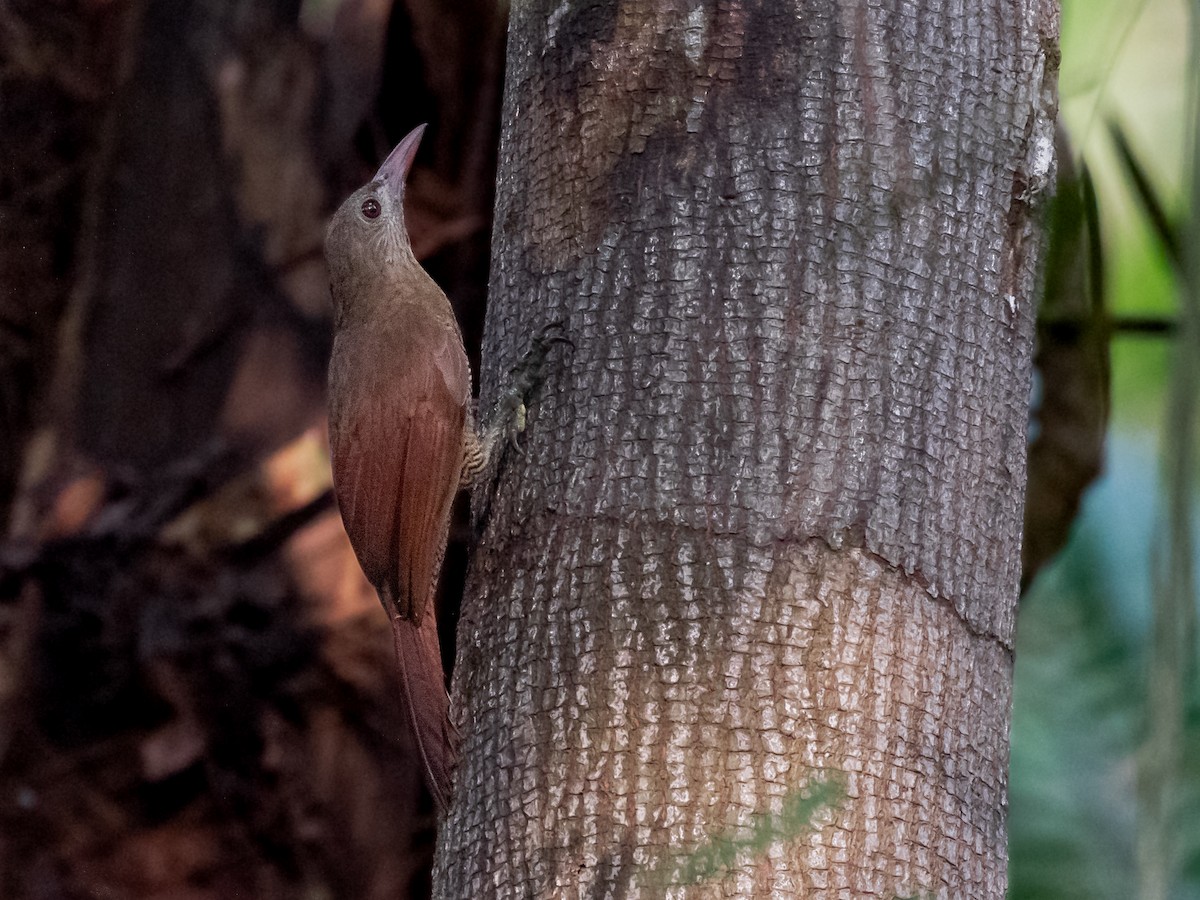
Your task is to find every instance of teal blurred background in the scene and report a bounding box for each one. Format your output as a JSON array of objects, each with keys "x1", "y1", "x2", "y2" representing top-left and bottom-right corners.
[{"x1": 1010, "y1": 0, "x2": 1200, "y2": 896}]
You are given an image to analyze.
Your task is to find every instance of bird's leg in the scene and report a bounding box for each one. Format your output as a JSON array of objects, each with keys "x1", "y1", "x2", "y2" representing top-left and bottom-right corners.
[
  {"x1": 460, "y1": 322, "x2": 571, "y2": 489},
  {"x1": 459, "y1": 410, "x2": 488, "y2": 488}
]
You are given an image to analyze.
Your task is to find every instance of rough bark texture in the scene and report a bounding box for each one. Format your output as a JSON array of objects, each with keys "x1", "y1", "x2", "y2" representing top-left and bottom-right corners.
[{"x1": 438, "y1": 0, "x2": 1058, "y2": 897}]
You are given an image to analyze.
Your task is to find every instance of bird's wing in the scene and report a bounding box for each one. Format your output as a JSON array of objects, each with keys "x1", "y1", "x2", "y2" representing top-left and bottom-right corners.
[{"x1": 330, "y1": 321, "x2": 470, "y2": 623}]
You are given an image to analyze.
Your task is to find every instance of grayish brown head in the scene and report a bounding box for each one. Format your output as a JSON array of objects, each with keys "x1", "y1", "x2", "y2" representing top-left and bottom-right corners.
[{"x1": 325, "y1": 124, "x2": 426, "y2": 320}]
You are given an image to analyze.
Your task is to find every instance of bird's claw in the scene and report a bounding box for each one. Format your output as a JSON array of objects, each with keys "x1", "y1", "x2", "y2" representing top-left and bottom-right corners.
[
  {"x1": 507, "y1": 322, "x2": 572, "y2": 394},
  {"x1": 490, "y1": 388, "x2": 528, "y2": 455},
  {"x1": 485, "y1": 321, "x2": 571, "y2": 461},
  {"x1": 536, "y1": 320, "x2": 574, "y2": 350},
  {"x1": 509, "y1": 398, "x2": 527, "y2": 454}
]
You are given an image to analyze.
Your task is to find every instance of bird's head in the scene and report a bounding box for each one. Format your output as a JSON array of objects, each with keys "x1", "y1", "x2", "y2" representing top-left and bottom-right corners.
[{"x1": 325, "y1": 124, "x2": 426, "y2": 301}]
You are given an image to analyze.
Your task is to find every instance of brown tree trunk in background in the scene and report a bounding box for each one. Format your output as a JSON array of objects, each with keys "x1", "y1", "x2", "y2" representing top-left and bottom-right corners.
[
  {"x1": 0, "y1": 1, "x2": 506, "y2": 897},
  {"x1": 439, "y1": 1, "x2": 1058, "y2": 897}
]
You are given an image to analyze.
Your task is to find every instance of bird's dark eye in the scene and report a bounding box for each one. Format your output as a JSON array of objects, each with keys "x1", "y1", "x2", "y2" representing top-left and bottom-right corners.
[{"x1": 361, "y1": 197, "x2": 381, "y2": 219}]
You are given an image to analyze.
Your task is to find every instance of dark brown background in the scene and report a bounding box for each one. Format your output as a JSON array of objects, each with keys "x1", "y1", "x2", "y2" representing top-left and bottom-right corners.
[{"x1": 0, "y1": 2, "x2": 503, "y2": 897}]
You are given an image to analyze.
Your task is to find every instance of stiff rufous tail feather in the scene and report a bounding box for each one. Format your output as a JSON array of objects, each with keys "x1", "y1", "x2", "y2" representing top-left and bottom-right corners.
[{"x1": 391, "y1": 611, "x2": 457, "y2": 811}]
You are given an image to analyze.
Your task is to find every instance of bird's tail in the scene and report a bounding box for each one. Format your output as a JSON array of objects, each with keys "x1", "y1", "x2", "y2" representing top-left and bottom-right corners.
[{"x1": 391, "y1": 610, "x2": 457, "y2": 811}]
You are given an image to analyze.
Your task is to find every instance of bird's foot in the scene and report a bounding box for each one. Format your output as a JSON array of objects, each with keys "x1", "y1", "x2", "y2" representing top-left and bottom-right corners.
[
  {"x1": 508, "y1": 321, "x2": 573, "y2": 399},
  {"x1": 488, "y1": 390, "x2": 528, "y2": 455},
  {"x1": 487, "y1": 321, "x2": 572, "y2": 453},
  {"x1": 465, "y1": 323, "x2": 572, "y2": 529}
]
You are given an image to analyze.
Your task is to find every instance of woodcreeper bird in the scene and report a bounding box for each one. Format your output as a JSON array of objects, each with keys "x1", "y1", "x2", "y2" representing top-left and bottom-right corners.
[{"x1": 325, "y1": 125, "x2": 563, "y2": 810}]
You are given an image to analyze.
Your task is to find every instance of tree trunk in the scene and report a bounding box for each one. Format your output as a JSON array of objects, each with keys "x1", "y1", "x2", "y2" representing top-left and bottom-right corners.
[{"x1": 439, "y1": 1, "x2": 1058, "y2": 897}]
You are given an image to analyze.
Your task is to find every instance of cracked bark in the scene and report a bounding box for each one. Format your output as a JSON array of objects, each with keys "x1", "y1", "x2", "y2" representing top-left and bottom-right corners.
[{"x1": 438, "y1": 1, "x2": 1058, "y2": 897}]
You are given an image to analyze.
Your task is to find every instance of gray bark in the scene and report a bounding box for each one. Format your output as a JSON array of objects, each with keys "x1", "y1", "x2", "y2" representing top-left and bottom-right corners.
[{"x1": 439, "y1": 1, "x2": 1058, "y2": 897}]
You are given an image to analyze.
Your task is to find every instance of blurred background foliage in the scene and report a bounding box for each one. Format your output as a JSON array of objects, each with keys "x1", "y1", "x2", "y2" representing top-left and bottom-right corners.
[{"x1": 1010, "y1": 0, "x2": 1200, "y2": 897}]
